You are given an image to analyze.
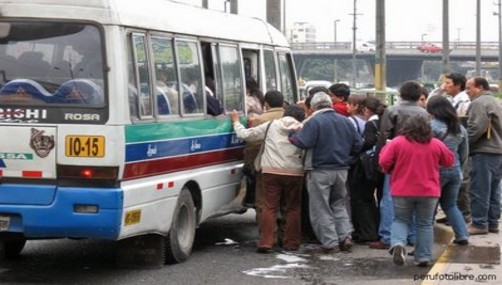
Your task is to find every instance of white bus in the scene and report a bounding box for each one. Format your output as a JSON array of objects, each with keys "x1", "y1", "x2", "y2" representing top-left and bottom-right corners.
[{"x1": 0, "y1": 0, "x2": 298, "y2": 266}]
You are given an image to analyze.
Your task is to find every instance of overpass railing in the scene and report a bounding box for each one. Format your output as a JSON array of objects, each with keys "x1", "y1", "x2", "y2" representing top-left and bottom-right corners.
[{"x1": 291, "y1": 41, "x2": 500, "y2": 50}]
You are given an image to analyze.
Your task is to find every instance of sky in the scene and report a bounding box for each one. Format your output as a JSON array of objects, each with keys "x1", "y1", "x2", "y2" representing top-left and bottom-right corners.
[{"x1": 179, "y1": 0, "x2": 499, "y2": 43}]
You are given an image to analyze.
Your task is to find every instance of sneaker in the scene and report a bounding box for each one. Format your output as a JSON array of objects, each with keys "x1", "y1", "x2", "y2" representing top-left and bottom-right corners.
[
  {"x1": 453, "y1": 239, "x2": 469, "y2": 245},
  {"x1": 468, "y1": 225, "x2": 488, "y2": 235},
  {"x1": 368, "y1": 240, "x2": 390, "y2": 250},
  {"x1": 306, "y1": 246, "x2": 340, "y2": 254},
  {"x1": 392, "y1": 245, "x2": 406, "y2": 266},
  {"x1": 340, "y1": 237, "x2": 353, "y2": 252},
  {"x1": 488, "y1": 227, "x2": 499, "y2": 234}
]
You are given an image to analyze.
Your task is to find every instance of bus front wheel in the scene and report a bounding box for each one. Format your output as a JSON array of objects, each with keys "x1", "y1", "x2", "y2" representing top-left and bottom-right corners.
[{"x1": 165, "y1": 188, "x2": 196, "y2": 264}]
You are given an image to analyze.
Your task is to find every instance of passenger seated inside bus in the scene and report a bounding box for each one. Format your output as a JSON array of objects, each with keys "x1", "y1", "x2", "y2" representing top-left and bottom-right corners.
[
  {"x1": 156, "y1": 69, "x2": 179, "y2": 115},
  {"x1": 205, "y1": 77, "x2": 223, "y2": 116},
  {"x1": 16, "y1": 51, "x2": 52, "y2": 78}
]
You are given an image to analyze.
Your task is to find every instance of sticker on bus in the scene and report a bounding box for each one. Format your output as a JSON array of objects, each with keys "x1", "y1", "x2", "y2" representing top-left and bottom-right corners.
[
  {"x1": 65, "y1": 135, "x2": 105, "y2": 157},
  {"x1": 125, "y1": 209, "x2": 141, "y2": 226}
]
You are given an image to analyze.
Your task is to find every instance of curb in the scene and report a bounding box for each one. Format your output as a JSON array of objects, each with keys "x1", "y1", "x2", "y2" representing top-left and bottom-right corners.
[{"x1": 423, "y1": 222, "x2": 502, "y2": 285}]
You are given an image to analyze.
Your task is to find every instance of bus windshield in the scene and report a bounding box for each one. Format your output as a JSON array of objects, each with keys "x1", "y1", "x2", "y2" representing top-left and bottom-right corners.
[{"x1": 0, "y1": 21, "x2": 105, "y2": 107}]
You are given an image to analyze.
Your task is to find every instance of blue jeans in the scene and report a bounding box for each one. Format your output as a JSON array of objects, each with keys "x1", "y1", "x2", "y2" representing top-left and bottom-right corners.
[
  {"x1": 470, "y1": 154, "x2": 502, "y2": 229},
  {"x1": 391, "y1": 197, "x2": 438, "y2": 263},
  {"x1": 439, "y1": 166, "x2": 469, "y2": 241},
  {"x1": 378, "y1": 174, "x2": 415, "y2": 245}
]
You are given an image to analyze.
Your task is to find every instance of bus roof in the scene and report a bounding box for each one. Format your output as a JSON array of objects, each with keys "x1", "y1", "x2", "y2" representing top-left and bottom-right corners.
[{"x1": 0, "y1": 0, "x2": 289, "y2": 47}]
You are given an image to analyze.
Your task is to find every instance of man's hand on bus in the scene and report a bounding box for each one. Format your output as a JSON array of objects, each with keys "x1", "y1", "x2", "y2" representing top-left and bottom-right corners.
[{"x1": 230, "y1": 110, "x2": 240, "y2": 125}]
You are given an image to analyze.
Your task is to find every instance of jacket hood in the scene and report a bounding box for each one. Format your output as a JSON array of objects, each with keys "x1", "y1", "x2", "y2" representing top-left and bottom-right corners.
[{"x1": 276, "y1": 116, "x2": 302, "y2": 133}]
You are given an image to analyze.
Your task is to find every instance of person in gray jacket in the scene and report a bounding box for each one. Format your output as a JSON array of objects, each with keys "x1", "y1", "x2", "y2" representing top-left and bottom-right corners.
[{"x1": 465, "y1": 76, "x2": 502, "y2": 235}]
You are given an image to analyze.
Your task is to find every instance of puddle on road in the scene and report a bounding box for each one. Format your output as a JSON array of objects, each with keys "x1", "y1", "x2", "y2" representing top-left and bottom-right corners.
[{"x1": 242, "y1": 251, "x2": 430, "y2": 282}]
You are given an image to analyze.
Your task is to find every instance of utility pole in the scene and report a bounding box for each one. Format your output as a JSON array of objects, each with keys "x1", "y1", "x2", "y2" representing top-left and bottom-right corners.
[
  {"x1": 202, "y1": 0, "x2": 208, "y2": 9},
  {"x1": 375, "y1": 0, "x2": 386, "y2": 91},
  {"x1": 475, "y1": 0, "x2": 481, "y2": 76},
  {"x1": 350, "y1": 0, "x2": 361, "y2": 89},
  {"x1": 266, "y1": 0, "x2": 282, "y2": 33},
  {"x1": 441, "y1": 0, "x2": 450, "y2": 77},
  {"x1": 496, "y1": 0, "x2": 502, "y2": 88}
]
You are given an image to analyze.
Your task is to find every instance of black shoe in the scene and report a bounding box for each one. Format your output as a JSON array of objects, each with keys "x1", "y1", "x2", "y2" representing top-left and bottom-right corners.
[
  {"x1": 436, "y1": 217, "x2": 448, "y2": 224},
  {"x1": 453, "y1": 239, "x2": 469, "y2": 245},
  {"x1": 488, "y1": 227, "x2": 499, "y2": 234},
  {"x1": 414, "y1": 260, "x2": 430, "y2": 267},
  {"x1": 256, "y1": 247, "x2": 273, "y2": 254},
  {"x1": 392, "y1": 245, "x2": 406, "y2": 265},
  {"x1": 340, "y1": 237, "x2": 353, "y2": 252}
]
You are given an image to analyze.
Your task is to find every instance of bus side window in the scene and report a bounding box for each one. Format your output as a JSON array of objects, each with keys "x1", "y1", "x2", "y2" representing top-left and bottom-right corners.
[
  {"x1": 176, "y1": 40, "x2": 203, "y2": 114},
  {"x1": 278, "y1": 52, "x2": 297, "y2": 104},
  {"x1": 152, "y1": 36, "x2": 179, "y2": 116},
  {"x1": 263, "y1": 49, "x2": 277, "y2": 91},
  {"x1": 218, "y1": 45, "x2": 243, "y2": 112},
  {"x1": 130, "y1": 34, "x2": 153, "y2": 119}
]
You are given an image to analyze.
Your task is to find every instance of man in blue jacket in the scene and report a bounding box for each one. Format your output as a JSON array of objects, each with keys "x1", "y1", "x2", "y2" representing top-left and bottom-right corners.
[{"x1": 289, "y1": 92, "x2": 362, "y2": 253}]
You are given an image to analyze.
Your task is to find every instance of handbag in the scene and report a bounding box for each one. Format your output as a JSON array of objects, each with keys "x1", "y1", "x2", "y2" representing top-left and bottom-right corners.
[
  {"x1": 253, "y1": 121, "x2": 272, "y2": 172},
  {"x1": 359, "y1": 147, "x2": 378, "y2": 181}
]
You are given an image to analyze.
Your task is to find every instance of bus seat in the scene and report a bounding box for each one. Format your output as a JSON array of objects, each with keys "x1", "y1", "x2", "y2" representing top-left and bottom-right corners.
[
  {"x1": 0, "y1": 79, "x2": 50, "y2": 103},
  {"x1": 156, "y1": 87, "x2": 171, "y2": 115},
  {"x1": 51, "y1": 79, "x2": 103, "y2": 104}
]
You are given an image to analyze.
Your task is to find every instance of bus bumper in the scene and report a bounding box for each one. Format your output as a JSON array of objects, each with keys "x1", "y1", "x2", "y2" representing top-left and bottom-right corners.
[{"x1": 0, "y1": 185, "x2": 122, "y2": 240}]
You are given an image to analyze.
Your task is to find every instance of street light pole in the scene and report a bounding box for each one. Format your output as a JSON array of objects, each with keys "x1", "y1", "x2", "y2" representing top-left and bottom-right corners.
[
  {"x1": 334, "y1": 19, "x2": 340, "y2": 46},
  {"x1": 421, "y1": 33, "x2": 427, "y2": 44}
]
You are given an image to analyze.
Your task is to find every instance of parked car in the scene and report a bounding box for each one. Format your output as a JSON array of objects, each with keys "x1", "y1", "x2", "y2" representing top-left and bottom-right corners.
[{"x1": 417, "y1": 43, "x2": 442, "y2": 53}]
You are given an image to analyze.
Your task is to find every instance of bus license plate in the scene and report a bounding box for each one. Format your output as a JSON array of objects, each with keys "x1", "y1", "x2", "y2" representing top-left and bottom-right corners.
[
  {"x1": 0, "y1": 215, "x2": 10, "y2": 231},
  {"x1": 125, "y1": 210, "x2": 141, "y2": 226},
  {"x1": 65, "y1": 136, "x2": 105, "y2": 157}
]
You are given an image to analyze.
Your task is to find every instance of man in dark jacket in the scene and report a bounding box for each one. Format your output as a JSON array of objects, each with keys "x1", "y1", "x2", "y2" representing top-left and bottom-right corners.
[{"x1": 289, "y1": 91, "x2": 362, "y2": 253}]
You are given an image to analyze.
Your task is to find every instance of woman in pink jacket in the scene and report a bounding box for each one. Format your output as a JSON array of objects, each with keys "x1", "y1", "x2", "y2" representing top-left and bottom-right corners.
[{"x1": 379, "y1": 116, "x2": 454, "y2": 267}]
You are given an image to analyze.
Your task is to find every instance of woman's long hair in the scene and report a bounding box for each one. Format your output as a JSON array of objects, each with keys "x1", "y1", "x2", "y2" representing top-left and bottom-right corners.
[
  {"x1": 398, "y1": 116, "x2": 433, "y2": 144},
  {"x1": 426, "y1": 95, "x2": 461, "y2": 135}
]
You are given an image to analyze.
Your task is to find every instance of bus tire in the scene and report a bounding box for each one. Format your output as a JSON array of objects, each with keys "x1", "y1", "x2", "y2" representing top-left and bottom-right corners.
[
  {"x1": 165, "y1": 188, "x2": 196, "y2": 264},
  {"x1": 3, "y1": 239, "x2": 26, "y2": 259}
]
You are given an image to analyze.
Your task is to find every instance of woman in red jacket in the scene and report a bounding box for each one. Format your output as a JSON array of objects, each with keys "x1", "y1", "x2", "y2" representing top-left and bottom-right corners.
[{"x1": 379, "y1": 116, "x2": 454, "y2": 267}]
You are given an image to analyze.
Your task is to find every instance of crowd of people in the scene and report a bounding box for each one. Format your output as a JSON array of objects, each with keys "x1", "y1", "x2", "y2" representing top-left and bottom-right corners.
[{"x1": 231, "y1": 74, "x2": 502, "y2": 268}]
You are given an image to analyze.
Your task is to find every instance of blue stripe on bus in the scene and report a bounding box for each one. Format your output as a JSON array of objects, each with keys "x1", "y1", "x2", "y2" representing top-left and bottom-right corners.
[
  {"x1": 0, "y1": 159, "x2": 5, "y2": 167},
  {"x1": 125, "y1": 133, "x2": 244, "y2": 162},
  {"x1": 0, "y1": 185, "x2": 122, "y2": 240}
]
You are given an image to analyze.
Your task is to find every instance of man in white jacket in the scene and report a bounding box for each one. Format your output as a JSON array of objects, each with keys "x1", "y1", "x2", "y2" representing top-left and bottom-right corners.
[{"x1": 231, "y1": 104, "x2": 305, "y2": 253}]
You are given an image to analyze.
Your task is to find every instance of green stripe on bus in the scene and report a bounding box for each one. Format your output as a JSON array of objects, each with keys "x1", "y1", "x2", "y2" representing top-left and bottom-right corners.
[{"x1": 125, "y1": 118, "x2": 240, "y2": 143}]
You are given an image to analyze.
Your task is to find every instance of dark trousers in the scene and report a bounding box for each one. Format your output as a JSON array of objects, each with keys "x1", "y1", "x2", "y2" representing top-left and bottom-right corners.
[
  {"x1": 259, "y1": 173, "x2": 303, "y2": 249},
  {"x1": 348, "y1": 166, "x2": 383, "y2": 242}
]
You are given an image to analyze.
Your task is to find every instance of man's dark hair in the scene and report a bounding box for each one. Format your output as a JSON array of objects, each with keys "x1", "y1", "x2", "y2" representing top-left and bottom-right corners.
[
  {"x1": 328, "y1": 83, "x2": 350, "y2": 101},
  {"x1": 472, "y1": 76, "x2": 490, "y2": 91},
  {"x1": 284, "y1": 104, "x2": 306, "y2": 122},
  {"x1": 264, "y1": 90, "x2": 284, "y2": 108},
  {"x1": 399, "y1": 80, "x2": 422, "y2": 102},
  {"x1": 445, "y1": 73, "x2": 467, "y2": 91}
]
